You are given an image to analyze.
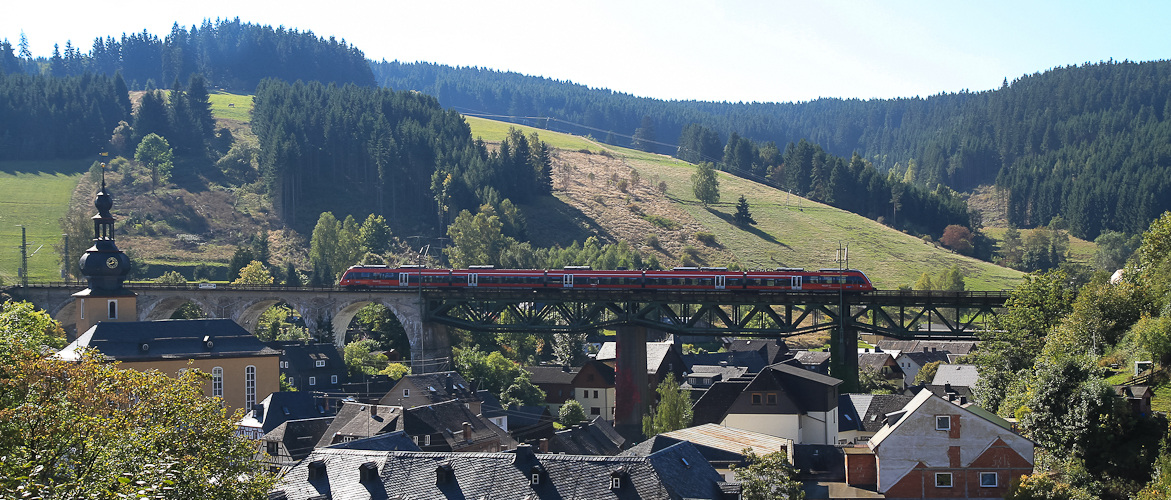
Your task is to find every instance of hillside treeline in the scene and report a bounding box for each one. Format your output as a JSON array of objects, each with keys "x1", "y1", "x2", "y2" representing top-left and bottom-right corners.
[
  {"x1": 372, "y1": 60, "x2": 1171, "y2": 239},
  {"x1": 2, "y1": 19, "x2": 374, "y2": 91},
  {"x1": 251, "y1": 79, "x2": 552, "y2": 231},
  {"x1": 0, "y1": 72, "x2": 130, "y2": 159}
]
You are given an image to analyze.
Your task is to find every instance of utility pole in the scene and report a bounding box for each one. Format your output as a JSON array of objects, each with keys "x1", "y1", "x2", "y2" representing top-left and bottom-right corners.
[
  {"x1": 18, "y1": 225, "x2": 28, "y2": 287},
  {"x1": 61, "y1": 233, "x2": 69, "y2": 282}
]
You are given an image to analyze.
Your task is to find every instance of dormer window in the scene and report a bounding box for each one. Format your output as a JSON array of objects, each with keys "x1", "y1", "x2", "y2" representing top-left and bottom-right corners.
[
  {"x1": 610, "y1": 468, "x2": 627, "y2": 490},
  {"x1": 403, "y1": 389, "x2": 410, "y2": 397},
  {"x1": 530, "y1": 465, "x2": 545, "y2": 485},
  {"x1": 316, "y1": 360, "x2": 326, "y2": 368},
  {"x1": 936, "y1": 415, "x2": 951, "y2": 431},
  {"x1": 307, "y1": 460, "x2": 326, "y2": 480},
  {"x1": 359, "y1": 462, "x2": 378, "y2": 483},
  {"x1": 435, "y1": 463, "x2": 454, "y2": 484},
  {"x1": 531, "y1": 473, "x2": 541, "y2": 485},
  {"x1": 751, "y1": 393, "x2": 763, "y2": 405}
]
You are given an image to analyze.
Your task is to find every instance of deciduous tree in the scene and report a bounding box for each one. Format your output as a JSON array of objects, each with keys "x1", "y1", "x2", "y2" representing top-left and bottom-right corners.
[
  {"x1": 691, "y1": 162, "x2": 720, "y2": 206},
  {"x1": 641, "y1": 374, "x2": 692, "y2": 436},
  {"x1": 134, "y1": 132, "x2": 173, "y2": 191},
  {"x1": 733, "y1": 448, "x2": 804, "y2": 500}
]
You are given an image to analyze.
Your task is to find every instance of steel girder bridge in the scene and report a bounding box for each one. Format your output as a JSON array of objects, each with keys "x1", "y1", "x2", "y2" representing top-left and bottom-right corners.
[{"x1": 423, "y1": 288, "x2": 1010, "y2": 392}]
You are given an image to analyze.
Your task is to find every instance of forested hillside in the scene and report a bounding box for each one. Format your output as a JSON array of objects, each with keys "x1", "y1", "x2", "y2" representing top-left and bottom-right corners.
[
  {"x1": 2, "y1": 19, "x2": 373, "y2": 91},
  {"x1": 251, "y1": 80, "x2": 551, "y2": 230},
  {"x1": 372, "y1": 60, "x2": 1171, "y2": 240}
]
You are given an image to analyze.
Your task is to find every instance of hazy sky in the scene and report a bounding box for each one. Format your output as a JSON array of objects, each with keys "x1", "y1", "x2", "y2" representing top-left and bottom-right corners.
[{"x1": 4, "y1": 0, "x2": 1169, "y2": 103}]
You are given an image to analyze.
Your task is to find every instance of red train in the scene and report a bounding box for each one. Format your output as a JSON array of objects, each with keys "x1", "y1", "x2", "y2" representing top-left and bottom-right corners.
[{"x1": 339, "y1": 265, "x2": 874, "y2": 292}]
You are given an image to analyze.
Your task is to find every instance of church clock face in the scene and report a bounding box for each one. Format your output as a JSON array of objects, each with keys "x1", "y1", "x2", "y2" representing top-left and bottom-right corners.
[{"x1": 106, "y1": 256, "x2": 119, "y2": 269}]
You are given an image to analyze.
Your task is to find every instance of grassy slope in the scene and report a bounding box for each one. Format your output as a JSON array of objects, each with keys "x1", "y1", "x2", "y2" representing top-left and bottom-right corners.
[
  {"x1": 466, "y1": 117, "x2": 1024, "y2": 291},
  {"x1": 0, "y1": 160, "x2": 92, "y2": 282}
]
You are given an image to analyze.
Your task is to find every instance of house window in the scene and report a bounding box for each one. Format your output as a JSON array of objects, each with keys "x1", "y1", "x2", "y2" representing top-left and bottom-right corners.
[
  {"x1": 751, "y1": 393, "x2": 762, "y2": 405},
  {"x1": 591, "y1": 407, "x2": 601, "y2": 415},
  {"x1": 288, "y1": 377, "x2": 295, "y2": 386},
  {"x1": 331, "y1": 375, "x2": 338, "y2": 384},
  {"x1": 245, "y1": 366, "x2": 257, "y2": 409},
  {"x1": 935, "y1": 472, "x2": 953, "y2": 488},
  {"x1": 403, "y1": 389, "x2": 410, "y2": 397},
  {"x1": 610, "y1": 477, "x2": 621, "y2": 489},
  {"x1": 266, "y1": 441, "x2": 278, "y2": 455},
  {"x1": 766, "y1": 393, "x2": 777, "y2": 405},
  {"x1": 315, "y1": 360, "x2": 326, "y2": 368},
  {"x1": 531, "y1": 473, "x2": 540, "y2": 485},
  {"x1": 593, "y1": 390, "x2": 599, "y2": 399},
  {"x1": 936, "y1": 415, "x2": 951, "y2": 431},
  {"x1": 424, "y1": 435, "x2": 431, "y2": 446},
  {"x1": 980, "y1": 472, "x2": 998, "y2": 487},
  {"x1": 309, "y1": 376, "x2": 317, "y2": 386},
  {"x1": 582, "y1": 390, "x2": 589, "y2": 399},
  {"x1": 107, "y1": 300, "x2": 118, "y2": 319},
  {"x1": 211, "y1": 367, "x2": 223, "y2": 397}
]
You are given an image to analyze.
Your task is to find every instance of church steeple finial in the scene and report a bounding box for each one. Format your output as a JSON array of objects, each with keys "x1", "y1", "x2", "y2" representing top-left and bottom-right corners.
[{"x1": 78, "y1": 167, "x2": 130, "y2": 293}]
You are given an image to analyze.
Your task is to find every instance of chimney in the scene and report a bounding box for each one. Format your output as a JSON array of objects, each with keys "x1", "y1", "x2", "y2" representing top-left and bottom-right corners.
[
  {"x1": 959, "y1": 396, "x2": 968, "y2": 405},
  {"x1": 944, "y1": 383, "x2": 953, "y2": 393},
  {"x1": 446, "y1": 374, "x2": 454, "y2": 393},
  {"x1": 468, "y1": 399, "x2": 482, "y2": 415},
  {"x1": 539, "y1": 438, "x2": 549, "y2": 453},
  {"x1": 370, "y1": 405, "x2": 378, "y2": 417},
  {"x1": 513, "y1": 443, "x2": 535, "y2": 463},
  {"x1": 462, "y1": 422, "x2": 472, "y2": 442}
]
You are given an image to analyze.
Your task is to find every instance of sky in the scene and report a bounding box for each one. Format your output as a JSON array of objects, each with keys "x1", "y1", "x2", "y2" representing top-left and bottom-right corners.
[{"x1": 3, "y1": 0, "x2": 1170, "y2": 103}]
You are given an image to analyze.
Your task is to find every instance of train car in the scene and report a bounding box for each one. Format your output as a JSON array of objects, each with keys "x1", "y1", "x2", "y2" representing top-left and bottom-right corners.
[{"x1": 339, "y1": 265, "x2": 874, "y2": 292}]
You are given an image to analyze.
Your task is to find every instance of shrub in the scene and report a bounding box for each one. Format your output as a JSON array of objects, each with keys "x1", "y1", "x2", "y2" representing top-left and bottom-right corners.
[
  {"x1": 695, "y1": 232, "x2": 718, "y2": 247},
  {"x1": 658, "y1": 181, "x2": 668, "y2": 194},
  {"x1": 593, "y1": 195, "x2": 605, "y2": 205},
  {"x1": 645, "y1": 215, "x2": 679, "y2": 230},
  {"x1": 683, "y1": 246, "x2": 700, "y2": 259},
  {"x1": 646, "y1": 234, "x2": 660, "y2": 248},
  {"x1": 617, "y1": 179, "x2": 629, "y2": 193},
  {"x1": 628, "y1": 203, "x2": 644, "y2": 216}
]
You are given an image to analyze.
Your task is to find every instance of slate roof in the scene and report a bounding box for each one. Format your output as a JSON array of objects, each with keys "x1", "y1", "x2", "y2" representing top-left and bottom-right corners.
[
  {"x1": 878, "y1": 340, "x2": 978, "y2": 356},
  {"x1": 272, "y1": 440, "x2": 727, "y2": 500},
  {"x1": 723, "y1": 338, "x2": 790, "y2": 364},
  {"x1": 1115, "y1": 385, "x2": 1154, "y2": 400},
  {"x1": 379, "y1": 371, "x2": 476, "y2": 407},
  {"x1": 58, "y1": 319, "x2": 280, "y2": 362},
  {"x1": 930, "y1": 364, "x2": 980, "y2": 388},
  {"x1": 897, "y1": 350, "x2": 952, "y2": 367},
  {"x1": 691, "y1": 380, "x2": 751, "y2": 425},
  {"x1": 839, "y1": 394, "x2": 915, "y2": 433},
  {"x1": 794, "y1": 350, "x2": 832, "y2": 366},
  {"x1": 325, "y1": 430, "x2": 421, "y2": 452},
  {"x1": 857, "y1": 352, "x2": 897, "y2": 373},
  {"x1": 270, "y1": 341, "x2": 347, "y2": 391},
  {"x1": 265, "y1": 417, "x2": 335, "y2": 464},
  {"x1": 528, "y1": 365, "x2": 580, "y2": 385},
  {"x1": 596, "y1": 341, "x2": 677, "y2": 374},
  {"x1": 684, "y1": 365, "x2": 750, "y2": 387},
  {"x1": 682, "y1": 350, "x2": 769, "y2": 373},
  {"x1": 238, "y1": 391, "x2": 329, "y2": 434},
  {"x1": 315, "y1": 401, "x2": 404, "y2": 448},
  {"x1": 549, "y1": 416, "x2": 627, "y2": 455},
  {"x1": 403, "y1": 399, "x2": 516, "y2": 451}
]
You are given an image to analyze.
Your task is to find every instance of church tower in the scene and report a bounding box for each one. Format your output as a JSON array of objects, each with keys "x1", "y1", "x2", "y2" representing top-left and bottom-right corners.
[{"x1": 73, "y1": 174, "x2": 136, "y2": 334}]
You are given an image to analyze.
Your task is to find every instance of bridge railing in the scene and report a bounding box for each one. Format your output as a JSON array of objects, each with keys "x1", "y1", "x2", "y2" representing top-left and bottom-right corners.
[{"x1": 9, "y1": 281, "x2": 346, "y2": 292}]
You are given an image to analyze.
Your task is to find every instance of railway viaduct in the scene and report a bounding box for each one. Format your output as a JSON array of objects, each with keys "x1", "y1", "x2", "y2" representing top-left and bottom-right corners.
[{"x1": 8, "y1": 283, "x2": 453, "y2": 371}]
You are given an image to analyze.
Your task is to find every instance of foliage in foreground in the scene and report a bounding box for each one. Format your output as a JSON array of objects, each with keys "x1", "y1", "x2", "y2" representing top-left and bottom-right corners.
[
  {"x1": 0, "y1": 301, "x2": 273, "y2": 498},
  {"x1": 733, "y1": 448, "x2": 804, "y2": 500}
]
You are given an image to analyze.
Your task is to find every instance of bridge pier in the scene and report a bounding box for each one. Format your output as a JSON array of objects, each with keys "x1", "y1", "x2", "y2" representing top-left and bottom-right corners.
[
  {"x1": 614, "y1": 325, "x2": 650, "y2": 438},
  {"x1": 829, "y1": 324, "x2": 860, "y2": 393}
]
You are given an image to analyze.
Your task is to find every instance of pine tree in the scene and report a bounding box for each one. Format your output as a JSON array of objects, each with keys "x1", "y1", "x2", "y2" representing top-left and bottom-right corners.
[{"x1": 734, "y1": 195, "x2": 756, "y2": 226}]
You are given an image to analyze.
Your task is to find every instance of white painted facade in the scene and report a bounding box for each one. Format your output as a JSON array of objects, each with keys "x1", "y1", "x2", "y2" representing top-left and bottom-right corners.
[
  {"x1": 722, "y1": 408, "x2": 838, "y2": 445},
  {"x1": 868, "y1": 391, "x2": 1034, "y2": 494},
  {"x1": 574, "y1": 387, "x2": 616, "y2": 422}
]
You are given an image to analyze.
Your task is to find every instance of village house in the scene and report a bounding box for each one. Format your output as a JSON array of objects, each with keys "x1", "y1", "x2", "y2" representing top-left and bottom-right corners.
[
  {"x1": 692, "y1": 362, "x2": 842, "y2": 445},
  {"x1": 850, "y1": 390, "x2": 1034, "y2": 499}
]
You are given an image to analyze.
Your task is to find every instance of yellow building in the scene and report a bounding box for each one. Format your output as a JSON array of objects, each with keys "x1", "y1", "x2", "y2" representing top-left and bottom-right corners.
[
  {"x1": 59, "y1": 319, "x2": 281, "y2": 413},
  {"x1": 58, "y1": 178, "x2": 279, "y2": 413}
]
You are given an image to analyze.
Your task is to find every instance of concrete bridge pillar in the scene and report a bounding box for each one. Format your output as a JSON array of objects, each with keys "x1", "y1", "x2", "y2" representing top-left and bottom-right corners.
[{"x1": 614, "y1": 325, "x2": 649, "y2": 437}]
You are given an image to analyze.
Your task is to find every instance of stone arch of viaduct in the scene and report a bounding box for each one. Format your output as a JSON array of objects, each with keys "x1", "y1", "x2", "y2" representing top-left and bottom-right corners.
[{"x1": 19, "y1": 287, "x2": 452, "y2": 373}]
